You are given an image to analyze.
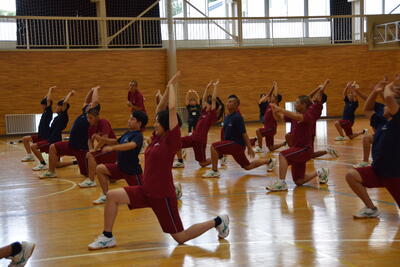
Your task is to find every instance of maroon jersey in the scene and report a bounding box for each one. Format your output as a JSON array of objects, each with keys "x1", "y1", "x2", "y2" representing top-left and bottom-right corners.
[
  {"x1": 308, "y1": 102, "x2": 323, "y2": 136},
  {"x1": 143, "y1": 125, "x2": 181, "y2": 198},
  {"x1": 88, "y1": 119, "x2": 116, "y2": 139},
  {"x1": 192, "y1": 109, "x2": 217, "y2": 144},
  {"x1": 289, "y1": 109, "x2": 315, "y2": 147},
  {"x1": 263, "y1": 106, "x2": 277, "y2": 134},
  {"x1": 128, "y1": 90, "x2": 146, "y2": 113}
]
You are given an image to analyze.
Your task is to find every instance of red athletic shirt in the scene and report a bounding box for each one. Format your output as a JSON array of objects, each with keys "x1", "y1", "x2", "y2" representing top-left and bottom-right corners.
[
  {"x1": 308, "y1": 102, "x2": 323, "y2": 137},
  {"x1": 263, "y1": 106, "x2": 277, "y2": 133},
  {"x1": 143, "y1": 125, "x2": 181, "y2": 198},
  {"x1": 88, "y1": 119, "x2": 116, "y2": 139},
  {"x1": 192, "y1": 109, "x2": 217, "y2": 144},
  {"x1": 128, "y1": 90, "x2": 146, "y2": 113},
  {"x1": 288, "y1": 109, "x2": 315, "y2": 147}
]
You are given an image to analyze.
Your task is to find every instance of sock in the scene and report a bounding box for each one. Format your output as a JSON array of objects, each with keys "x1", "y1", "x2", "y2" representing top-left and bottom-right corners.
[
  {"x1": 178, "y1": 159, "x2": 183, "y2": 163},
  {"x1": 72, "y1": 160, "x2": 78, "y2": 165},
  {"x1": 103, "y1": 231, "x2": 113, "y2": 238},
  {"x1": 40, "y1": 160, "x2": 46, "y2": 165},
  {"x1": 10, "y1": 242, "x2": 22, "y2": 257},
  {"x1": 214, "y1": 216, "x2": 222, "y2": 227},
  {"x1": 27, "y1": 153, "x2": 32, "y2": 156}
]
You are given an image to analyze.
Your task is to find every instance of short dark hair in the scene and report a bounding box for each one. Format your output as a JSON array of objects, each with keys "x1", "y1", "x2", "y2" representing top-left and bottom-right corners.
[
  {"x1": 40, "y1": 98, "x2": 47, "y2": 105},
  {"x1": 87, "y1": 107, "x2": 100, "y2": 117},
  {"x1": 321, "y1": 93, "x2": 328, "y2": 104},
  {"x1": 131, "y1": 110, "x2": 148, "y2": 129},
  {"x1": 298, "y1": 95, "x2": 312, "y2": 108},
  {"x1": 57, "y1": 100, "x2": 70, "y2": 111},
  {"x1": 228, "y1": 94, "x2": 240, "y2": 105},
  {"x1": 277, "y1": 94, "x2": 283, "y2": 103},
  {"x1": 130, "y1": 80, "x2": 138, "y2": 86},
  {"x1": 156, "y1": 110, "x2": 182, "y2": 131}
]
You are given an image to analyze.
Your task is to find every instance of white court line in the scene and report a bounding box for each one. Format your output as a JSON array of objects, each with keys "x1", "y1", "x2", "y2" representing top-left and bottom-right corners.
[
  {"x1": 31, "y1": 238, "x2": 400, "y2": 263},
  {"x1": 29, "y1": 179, "x2": 77, "y2": 200}
]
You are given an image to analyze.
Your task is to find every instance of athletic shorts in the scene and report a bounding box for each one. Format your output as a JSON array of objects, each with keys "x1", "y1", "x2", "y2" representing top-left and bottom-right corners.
[
  {"x1": 36, "y1": 140, "x2": 50, "y2": 153},
  {"x1": 212, "y1": 140, "x2": 250, "y2": 168},
  {"x1": 181, "y1": 136, "x2": 207, "y2": 163},
  {"x1": 31, "y1": 134, "x2": 44, "y2": 144},
  {"x1": 104, "y1": 163, "x2": 142, "y2": 186},
  {"x1": 259, "y1": 127, "x2": 276, "y2": 147},
  {"x1": 54, "y1": 141, "x2": 88, "y2": 176},
  {"x1": 124, "y1": 186, "x2": 184, "y2": 234},
  {"x1": 90, "y1": 150, "x2": 117, "y2": 165},
  {"x1": 356, "y1": 166, "x2": 400, "y2": 207},
  {"x1": 339, "y1": 120, "x2": 354, "y2": 137},
  {"x1": 281, "y1": 146, "x2": 313, "y2": 182}
]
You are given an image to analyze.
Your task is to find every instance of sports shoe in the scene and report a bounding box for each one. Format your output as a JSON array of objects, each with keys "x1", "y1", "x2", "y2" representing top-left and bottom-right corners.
[
  {"x1": 334, "y1": 136, "x2": 345, "y2": 141},
  {"x1": 216, "y1": 214, "x2": 230, "y2": 239},
  {"x1": 267, "y1": 158, "x2": 277, "y2": 172},
  {"x1": 317, "y1": 168, "x2": 329, "y2": 184},
  {"x1": 173, "y1": 161, "x2": 185, "y2": 168},
  {"x1": 88, "y1": 234, "x2": 116, "y2": 250},
  {"x1": 38, "y1": 171, "x2": 57, "y2": 179},
  {"x1": 266, "y1": 180, "x2": 288, "y2": 191},
  {"x1": 362, "y1": 129, "x2": 368, "y2": 135},
  {"x1": 327, "y1": 147, "x2": 339, "y2": 158},
  {"x1": 79, "y1": 178, "x2": 97, "y2": 188},
  {"x1": 220, "y1": 156, "x2": 227, "y2": 166},
  {"x1": 21, "y1": 155, "x2": 34, "y2": 162},
  {"x1": 353, "y1": 161, "x2": 370, "y2": 168},
  {"x1": 175, "y1": 182, "x2": 182, "y2": 199},
  {"x1": 93, "y1": 194, "x2": 107, "y2": 205},
  {"x1": 353, "y1": 207, "x2": 380, "y2": 219},
  {"x1": 8, "y1": 241, "x2": 35, "y2": 267},
  {"x1": 254, "y1": 146, "x2": 263, "y2": 153},
  {"x1": 32, "y1": 164, "x2": 48, "y2": 171},
  {"x1": 202, "y1": 169, "x2": 220, "y2": 178}
]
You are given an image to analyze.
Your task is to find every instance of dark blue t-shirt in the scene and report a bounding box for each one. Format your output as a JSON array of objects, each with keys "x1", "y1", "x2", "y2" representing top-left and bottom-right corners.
[
  {"x1": 342, "y1": 97, "x2": 359, "y2": 122},
  {"x1": 48, "y1": 111, "x2": 69, "y2": 144},
  {"x1": 223, "y1": 111, "x2": 246, "y2": 146},
  {"x1": 38, "y1": 105, "x2": 53, "y2": 139},
  {"x1": 372, "y1": 110, "x2": 400, "y2": 178},
  {"x1": 187, "y1": 104, "x2": 201, "y2": 121},
  {"x1": 374, "y1": 102, "x2": 385, "y2": 116},
  {"x1": 69, "y1": 105, "x2": 89, "y2": 150},
  {"x1": 259, "y1": 102, "x2": 268, "y2": 118},
  {"x1": 117, "y1": 130, "x2": 143, "y2": 175},
  {"x1": 370, "y1": 112, "x2": 388, "y2": 161}
]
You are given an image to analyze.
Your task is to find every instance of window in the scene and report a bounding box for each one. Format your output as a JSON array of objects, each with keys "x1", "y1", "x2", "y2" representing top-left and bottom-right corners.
[
  {"x1": 365, "y1": 0, "x2": 383, "y2": 15},
  {"x1": 0, "y1": 0, "x2": 16, "y2": 41},
  {"x1": 270, "y1": 0, "x2": 304, "y2": 17},
  {"x1": 309, "y1": 0, "x2": 330, "y2": 16},
  {"x1": 385, "y1": 0, "x2": 400, "y2": 14}
]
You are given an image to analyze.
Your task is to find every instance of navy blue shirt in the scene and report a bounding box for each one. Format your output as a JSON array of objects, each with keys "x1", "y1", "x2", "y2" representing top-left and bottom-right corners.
[
  {"x1": 372, "y1": 110, "x2": 400, "y2": 178},
  {"x1": 117, "y1": 130, "x2": 143, "y2": 175},
  {"x1": 187, "y1": 104, "x2": 201, "y2": 122},
  {"x1": 342, "y1": 97, "x2": 359, "y2": 122},
  {"x1": 259, "y1": 102, "x2": 268, "y2": 119},
  {"x1": 38, "y1": 105, "x2": 53, "y2": 139},
  {"x1": 370, "y1": 112, "x2": 388, "y2": 161},
  {"x1": 69, "y1": 105, "x2": 89, "y2": 150},
  {"x1": 374, "y1": 102, "x2": 385, "y2": 116},
  {"x1": 223, "y1": 111, "x2": 246, "y2": 146},
  {"x1": 48, "y1": 111, "x2": 69, "y2": 144}
]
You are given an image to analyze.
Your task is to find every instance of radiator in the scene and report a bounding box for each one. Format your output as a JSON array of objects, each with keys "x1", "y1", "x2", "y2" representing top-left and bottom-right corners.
[{"x1": 5, "y1": 114, "x2": 37, "y2": 135}]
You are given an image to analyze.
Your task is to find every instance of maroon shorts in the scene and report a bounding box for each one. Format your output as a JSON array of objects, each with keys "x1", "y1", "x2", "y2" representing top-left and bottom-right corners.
[
  {"x1": 281, "y1": 146, "x2": 313, "y2": 182},
  {"x1": 356, "y1": 166, "x2": 400, "y2": 206},
  {"x1": 54, "y1": 141, "x2": 88, "y2": 176},
  {"x1": 31, "y1": 134, "x2": 44, "y2": 143},
  {"x1": 123, "y1": 186, "x2": 184, "y2": 234},
  {"x1": 339, "y1": 120, "x2": 354, "y2": 137},
  {"x1": 259, "y1": 127, "x2": 276, "y2": 147},
  {"x1": 36, "y1": 140, "x2": 50, "y2": 153},
  {"x1": 104, "y1": 163, "x2": 142, "y2": 186},
  {"x1": 181, "y1": 136, "x2": 207, "y2": 163},
  {"x1": 91, "y1": 150, "x2": 117, "y2": 165},
  {"x1": 213, "y1": 140, "x2": 250, "y2": 168}
]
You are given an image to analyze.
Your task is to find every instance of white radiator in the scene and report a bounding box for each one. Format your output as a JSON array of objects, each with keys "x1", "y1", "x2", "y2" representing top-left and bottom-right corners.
[{"x1": 5, "y1": 114, "x2": 37, "y2": 135}]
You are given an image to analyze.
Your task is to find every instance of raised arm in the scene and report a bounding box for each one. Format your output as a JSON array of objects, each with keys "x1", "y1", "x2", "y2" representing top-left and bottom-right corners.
[
  {"x1": 45, "y1": 86, "x2": 56, "y2": 106},
  {"x1": 192, "y1": 90, "x2": 200, "y2": 104},
  {"x1": 270, "y1": 103, "x2": 304, "y2": 122},
  {"x1": 343, "y1": 82, "x2": 352, "y2": 98},
  {"x1": 168, "y1": 71, "x2": 181, "y2": 130},
  {"x1": 155, "y1": 90, "x2": 162, "y2": 105},
  {"x1": 185, "y1": 90, "x2": 190, "y2": 106},
  {"x1": 91, "y1": 86, "x2": 100, "y2": 106},
  {"x1": 363, "y1": 80, "x2": 386, "y2": 119},
  {"x1": 202, "y1": 82, "x2": 212, "y2": 109},
  {"x1": 84, "y1": 88, "x2": 94, "y2": 106},
  {"x1": 211, "y1": 80, "x2": 219, "y2": 110},
  {"x1": 156, "y1": 87, "x2": 169, "y2": 114},
  {"x1": 384, "y1": 77, "x2": 400, "y2": 115},
  {"x1": 309, "y1": 79, "x2": 329, "y2": 98}
]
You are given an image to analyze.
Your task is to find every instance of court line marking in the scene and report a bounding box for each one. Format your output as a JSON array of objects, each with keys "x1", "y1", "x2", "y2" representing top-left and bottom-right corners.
[
  {"x1": 31, "y1": 238, "x2": 400, "y2": 263},
  {"x1": 29, "y1": 179, "x2": 77, "y2": 200}
]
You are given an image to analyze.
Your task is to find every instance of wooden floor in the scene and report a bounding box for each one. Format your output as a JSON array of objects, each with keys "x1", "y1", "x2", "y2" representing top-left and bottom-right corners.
[{"x1": 0, "y1": 118, "x2": 399, "y2": 267}]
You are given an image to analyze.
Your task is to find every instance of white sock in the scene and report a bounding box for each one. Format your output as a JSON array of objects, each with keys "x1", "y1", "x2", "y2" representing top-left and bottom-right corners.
[{"x1": 27, "y1": 153, "x2": 32, "y2": 156}]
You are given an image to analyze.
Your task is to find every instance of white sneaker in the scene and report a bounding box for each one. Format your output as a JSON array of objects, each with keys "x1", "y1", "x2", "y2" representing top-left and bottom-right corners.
[
  {"x1": 353, "y1": 207, "x2": 380, "y2": 219},
  {"x1": 220, "y1": 156, "x2": 227, "y2": 166},
  {"x1": 353, "y1": 162, "x2": 370, "y2": 168},
  {"x1": 363, "y1": 129, "x2": 368, "y2": 135},
  {"x1": 216, "y1": 214, "x2": 230, "y2": 239},
  {"x1": 93, "y1": 194, "x2": 107, "y2": 205},
  {"x1": 32, "y1": 163, "x2": 48, "y2": 171},
  {"x1": 266, "y1": 180, "x2": 288, "y2": 191},
  {"x1": 38, "y1": 171, "x2": 56, "y2": 179},
  {"x1": 21, "y1": 155, "x2": 34, "y2": 162},
  {"x1": 317, "y1": 168, "x2": 329, "y2": 184},
  {"x1": 79, "y1": 178, "x2": 97, "y2": 188},
  {"x1": 175, "y1": 182, "x2": 183, "y2": 199},
  {"x1": 88, "y1": 234, "x2": 116, "y2": 250},
  {"x1": 334, "y1": 136, "x2": 345, "y2": 141},
  {"x1": 8, "y1": 241, "x2": 35, "y2": 267},
  {"x1": 173, "y1": 161, "x2": 185, "y2": 168},
  {"x1": 327, "y1": 147, "x2": 339, "y2": 158},
  {"x1": 267, "y1": 158, "x2": 277, "y2": 172},
  {"x1": 254, "y1": 146, "x2": 263, "y2": 153},
  {"x1": 202, "y1": 169, "x2": 220, "y2": 178}
]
